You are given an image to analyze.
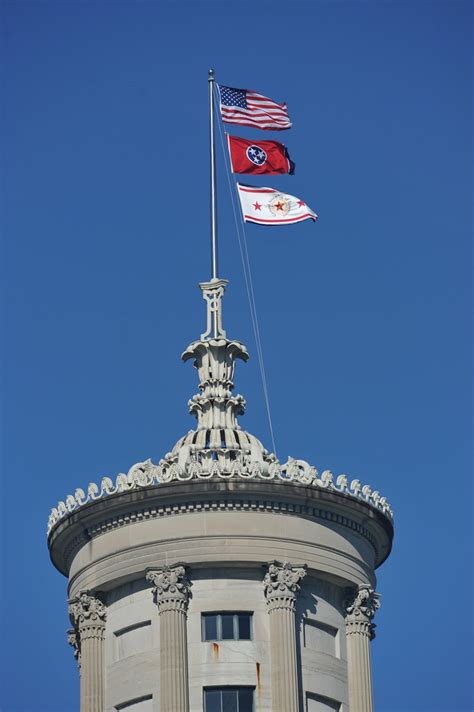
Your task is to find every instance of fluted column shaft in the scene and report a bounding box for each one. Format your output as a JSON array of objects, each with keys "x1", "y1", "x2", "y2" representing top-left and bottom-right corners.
[
  {"x1": 264, "y1": 562, "x2": 306, "y2": 712},
  {"x1": 346, "y1": 619, "x2": 374, "y2": 712},
  {"x1": 345, "y1": 585, "x2": 380, "y2": 712},
  {"x1": 68, "y1": 592, "x2": 106, "y2": 712},
  {"x1": 159, "y1": 602, "x2": 189, "y2": 710},
  {"x1": 80, "y1": 628, "x2": 105, "y2": 712},
  {"x1": 146, "y1": 564, "x2": 191, "y2": 712},
  {"x1": 269, "y1": 605, "x2": 299, "y2": 710}
]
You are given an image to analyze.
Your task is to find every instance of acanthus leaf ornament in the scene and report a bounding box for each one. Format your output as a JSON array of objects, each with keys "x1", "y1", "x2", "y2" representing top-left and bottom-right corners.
[
  {"x1": 345, "y1": 584, "x2": 380, "y2": 640},
  {"x1": 68, "y1": 591, "x2": 107, "y2": 627},
  {"x1": 67, "y1": 591, "x2": 106, "y2": 656},
  {"x1": 47, "y1": 453, "x2": 394, "y2": 533},
  {"x1": 146, "y1": 564, "x2": 192, "y2": 614},
  {"x1": 263, "y1": 561, "x2": 307, "y2": 612}
]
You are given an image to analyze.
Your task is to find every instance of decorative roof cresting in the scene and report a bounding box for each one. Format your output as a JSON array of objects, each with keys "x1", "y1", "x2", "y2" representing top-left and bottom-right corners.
[{"x1": 47, "y1": 279, "x2": 393, "y2": 535}]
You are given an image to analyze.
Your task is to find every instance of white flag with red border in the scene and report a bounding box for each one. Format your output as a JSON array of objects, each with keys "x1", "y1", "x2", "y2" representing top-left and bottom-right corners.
[{"x1": 237, "y1": 184, "x2": 317, "y2": 225}]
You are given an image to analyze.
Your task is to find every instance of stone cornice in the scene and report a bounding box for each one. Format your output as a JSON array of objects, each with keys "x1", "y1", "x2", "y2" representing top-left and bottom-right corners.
[
  {"x1": 47, "y1": 456, "x2": 394, "y2": 537},
  {"x1": 48, "y1": 479, "x2": 393, "y2": 577}
]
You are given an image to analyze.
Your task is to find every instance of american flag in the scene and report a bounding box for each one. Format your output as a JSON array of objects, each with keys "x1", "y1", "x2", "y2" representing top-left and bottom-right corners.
[{"x1": 218, "y1": 85, "x2": 292, "y2": 131}]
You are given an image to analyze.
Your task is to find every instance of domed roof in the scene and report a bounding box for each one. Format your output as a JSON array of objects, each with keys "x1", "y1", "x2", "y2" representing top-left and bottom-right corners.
[{"x1": 46, "y1": 278, "x2": 394, "y2": 536}]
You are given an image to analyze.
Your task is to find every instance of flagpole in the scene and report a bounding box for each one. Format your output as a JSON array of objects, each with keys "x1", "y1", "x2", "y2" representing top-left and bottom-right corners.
[{"x1": 208, "y1": 68, "x2": 218, "y2": 280}]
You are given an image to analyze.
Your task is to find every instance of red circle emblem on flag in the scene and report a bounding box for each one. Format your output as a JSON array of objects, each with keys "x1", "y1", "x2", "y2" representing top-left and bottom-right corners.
[{"x1": 269, "y1": 194, "x2": 290, "y2": 217}]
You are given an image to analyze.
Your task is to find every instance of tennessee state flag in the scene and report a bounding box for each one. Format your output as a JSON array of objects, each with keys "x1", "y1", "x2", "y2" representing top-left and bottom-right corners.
[{"x1": 227, "y1": 134, "x2": 295, "y2": 175}]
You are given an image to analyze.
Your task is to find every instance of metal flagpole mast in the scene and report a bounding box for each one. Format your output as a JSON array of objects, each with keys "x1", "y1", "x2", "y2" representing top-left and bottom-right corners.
[{"x1": 208, "y1": 68, "x2": 218, "y2": 280}]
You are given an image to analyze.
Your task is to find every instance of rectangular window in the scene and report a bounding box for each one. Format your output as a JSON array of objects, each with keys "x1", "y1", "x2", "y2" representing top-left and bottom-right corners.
[
  {"x1": 204, "y1": 687, "x2": 254, "y2": 712},
  {"x1": 201, "y1": 612, "x2": 252, "y2": 641}
]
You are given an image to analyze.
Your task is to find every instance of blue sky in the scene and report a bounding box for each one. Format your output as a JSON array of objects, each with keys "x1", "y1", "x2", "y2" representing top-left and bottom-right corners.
[{"x1": 1, "y1": 1, "x2": 472, "y2": 710}]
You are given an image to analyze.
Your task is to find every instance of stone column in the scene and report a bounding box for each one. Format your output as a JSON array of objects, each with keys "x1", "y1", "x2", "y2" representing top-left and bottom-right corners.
[
  {"x1": 263, "y1": 561, "x2": 307, "y2": 712},
  {"x1": 345, "y1": 585, "x2": 380, "y2": 712},
  {"x1": 68, "y1": 591, "x2": 107, "y2": 712},
  {"x1": 146, "y1": 564, "x2": 191, "y2": 712}
]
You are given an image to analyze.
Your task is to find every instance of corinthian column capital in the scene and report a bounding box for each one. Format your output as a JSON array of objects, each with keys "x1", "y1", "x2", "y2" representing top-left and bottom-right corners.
[
  {"x1": 345, "y1": 584, "x2": 380, "y2": 639},
  {"x1": 146, "y1": 564, "x2": 191, "y2": 614},
  {"x1": 67, "y1": 591, "x2": 106, "y2": 675},
  {"x1": 263, "y1": 561, "x2": 307, "y2": 612},
  {"x1": 69, "y1": 591, "x2": 106, "y2": 628}
]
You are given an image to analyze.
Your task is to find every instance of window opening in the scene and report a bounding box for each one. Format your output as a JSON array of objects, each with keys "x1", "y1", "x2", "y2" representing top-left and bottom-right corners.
[
  {"x1": 204, "y1": 687, "x2": 254, "y2": 712},
  {"x1": 202, "y1": 612, "x2": 252, "y2": 641}
]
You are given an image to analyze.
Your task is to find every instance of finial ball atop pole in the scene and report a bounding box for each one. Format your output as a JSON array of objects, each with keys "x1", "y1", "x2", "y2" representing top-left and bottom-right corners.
[{"x1": 208, "y1": 68, "x2": 215, "y2": 81}]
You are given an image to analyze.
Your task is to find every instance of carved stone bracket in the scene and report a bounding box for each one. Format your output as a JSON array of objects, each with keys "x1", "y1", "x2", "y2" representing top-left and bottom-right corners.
[
  {"x1": 146, "y1": 564, "x2": 191, "y2": 614},
  {"x1": 345, "y1": 585, "x2": 380, "y2": 640},
  {"x1": 263, "y1": 561, "x2": 307, "y2": 612}
]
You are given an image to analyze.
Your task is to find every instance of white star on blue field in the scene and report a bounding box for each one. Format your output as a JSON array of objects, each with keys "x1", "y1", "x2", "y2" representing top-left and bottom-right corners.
[{"x1": 247, "y1": 145, "x2": 267, "y2": 165}]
